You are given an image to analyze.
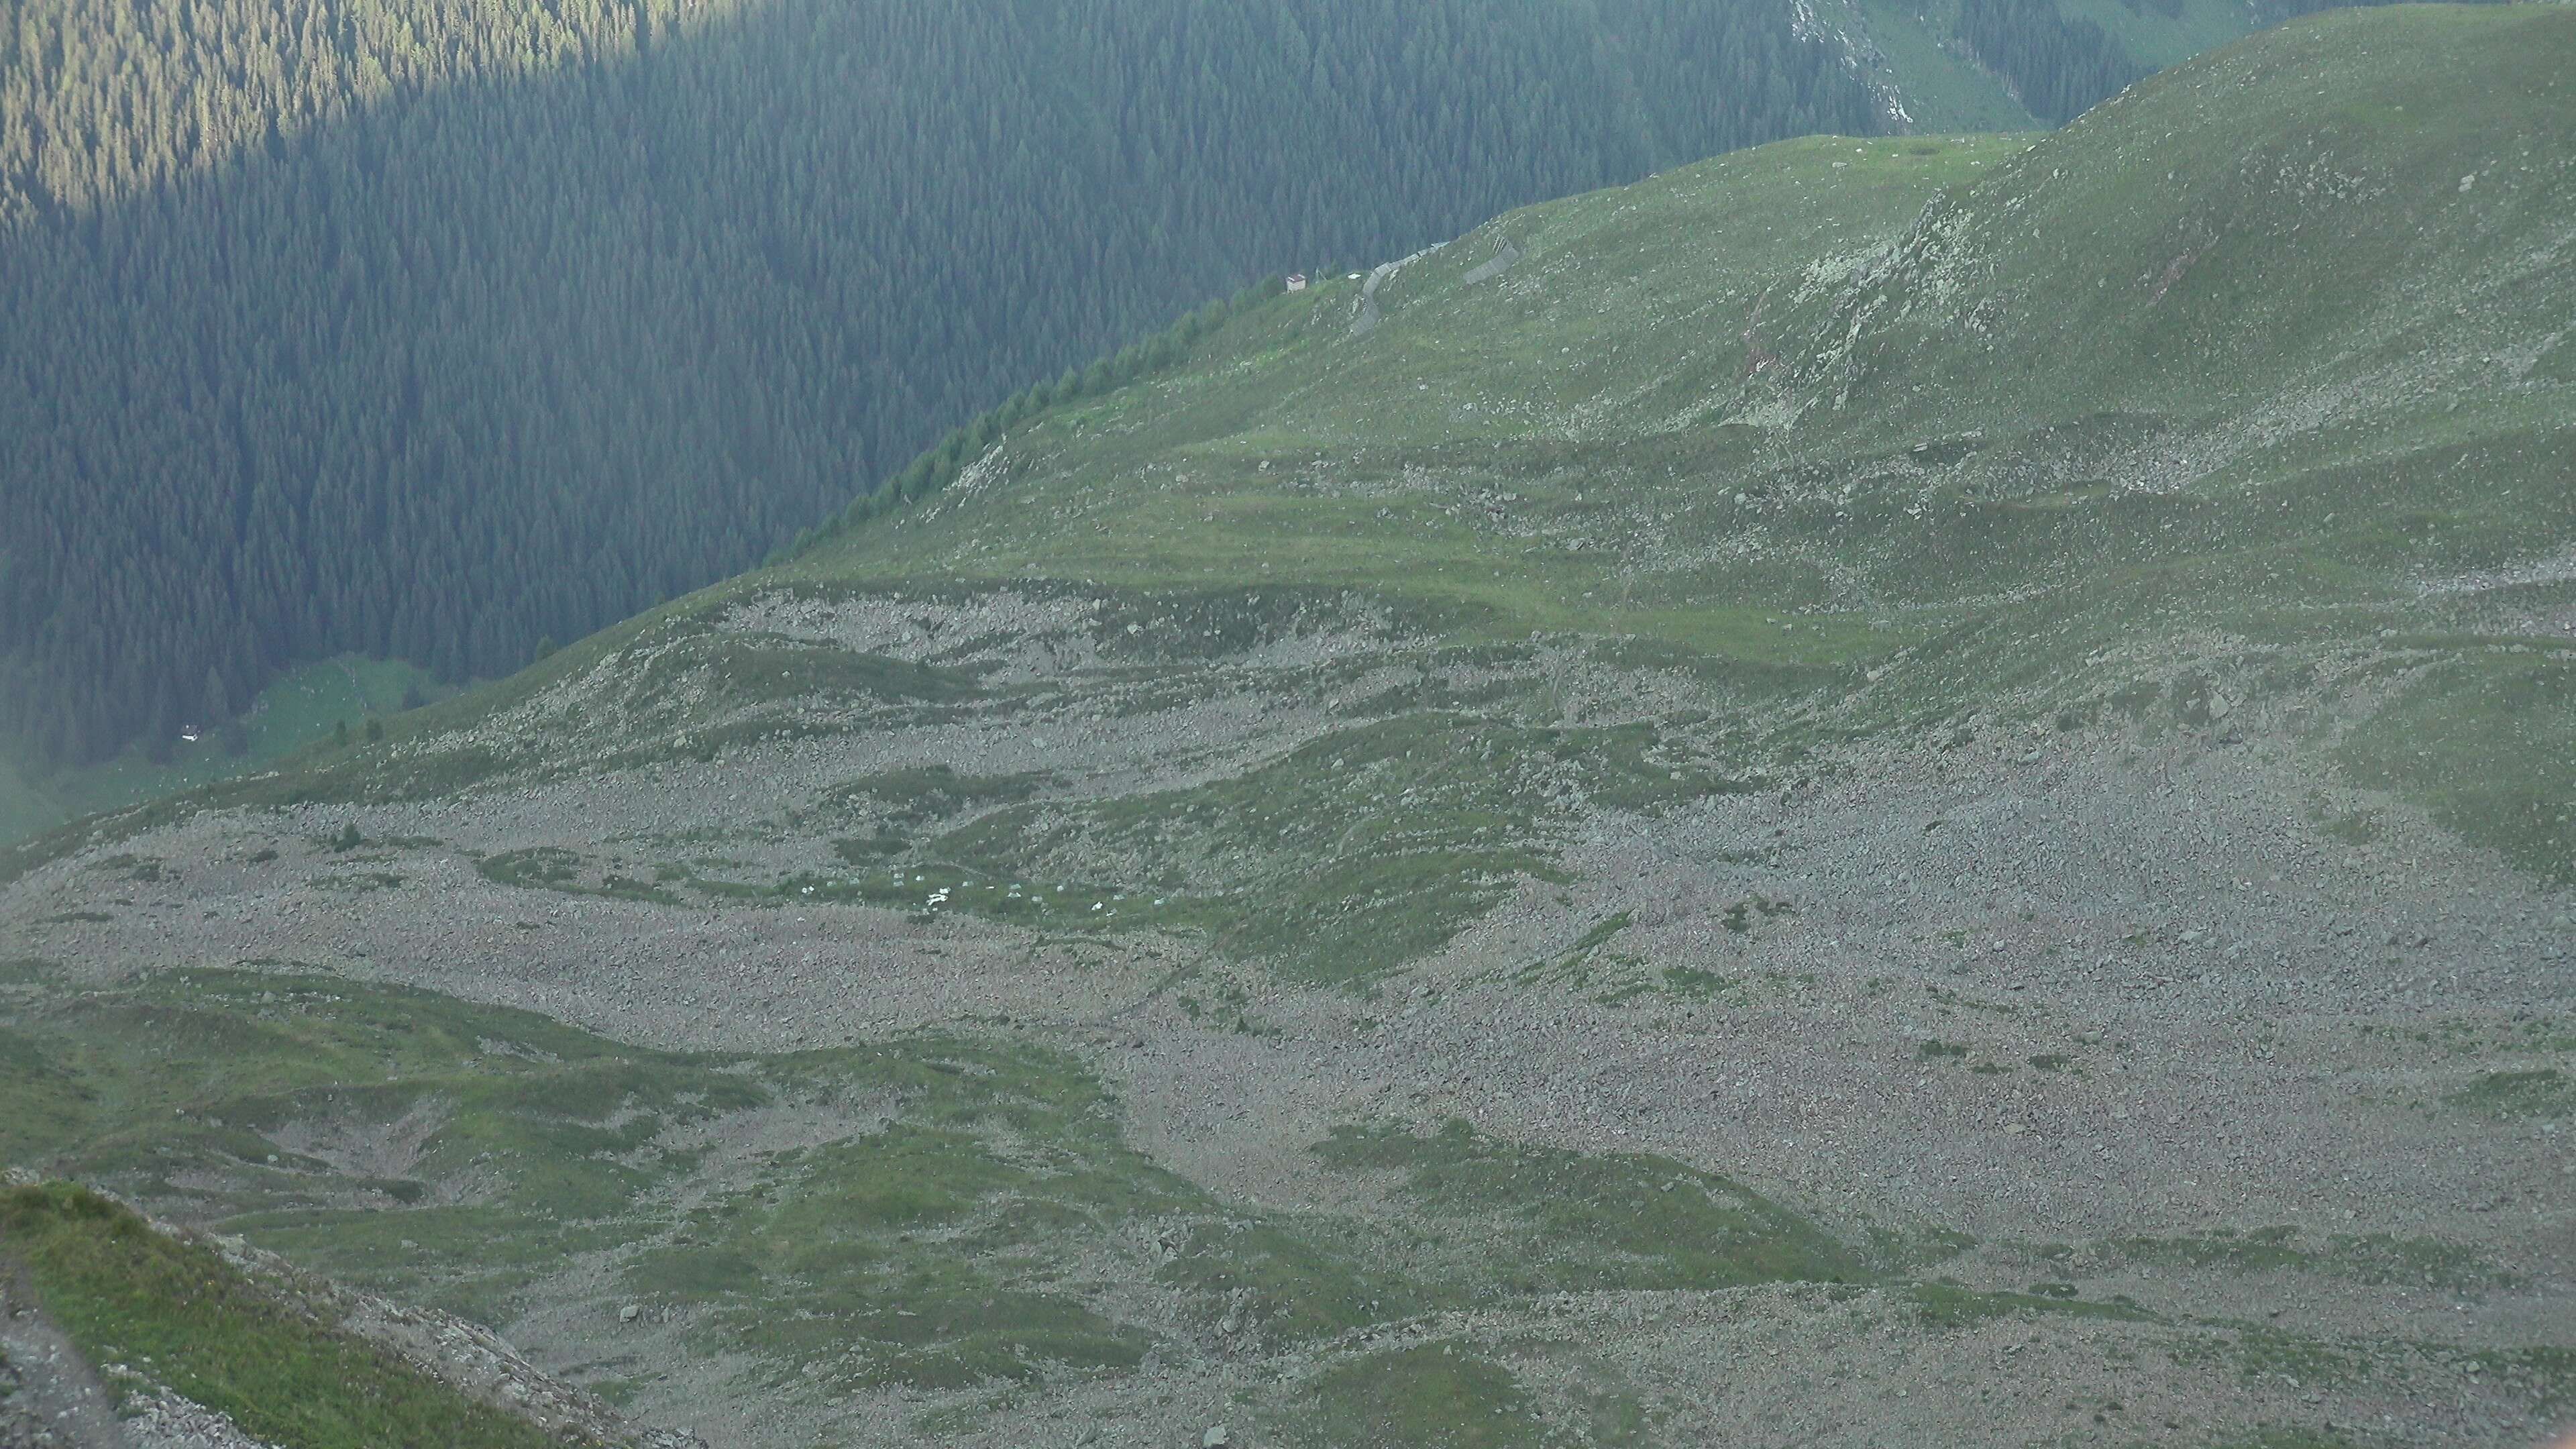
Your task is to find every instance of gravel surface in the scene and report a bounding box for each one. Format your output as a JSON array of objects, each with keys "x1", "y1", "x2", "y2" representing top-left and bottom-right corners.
[{"x1": 3, "y1": 584, "x2": 2569, "y2": 1448}]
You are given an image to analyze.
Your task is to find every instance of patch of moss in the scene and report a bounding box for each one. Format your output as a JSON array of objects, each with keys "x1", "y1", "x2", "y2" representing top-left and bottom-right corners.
[
  {"x1": 2340, "y1": 657, "x2": 2576, "y2": 885},
  {"x1": 2465, "y1": 1345, "x2": 2576, "y2": 1417},
  {"x1": 2109, "y1": 1226, "x2": 2503, "y2": 1289},
  {"x1": 1316, "y1": 1119, "x2": 1859, "y2": 1292},
  {"x1": 1906, "y1": 1281, "x2": 2157, "y2": 1327},
  {"x1": 1302, "y1": 1346, "x2": 1542, "y2": 1449},
  {"x1": 830, "y1": 765, "x2": 1049, "y2": 828},
  {"x1": 2445, "y1": 1068, "x2": 2571, "y2": 1119},
  {"x1": 1159, "y1": 1218, "x2": 1444, "y2": 1342}
]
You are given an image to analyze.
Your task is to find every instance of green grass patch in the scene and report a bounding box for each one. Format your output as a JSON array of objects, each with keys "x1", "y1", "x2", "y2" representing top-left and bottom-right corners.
[
  {"x1": 2340, "y1": 657, "x2": 2576, "y2": 885},
  {"x1": 828, "y1": 764, "x2": 1048, "y2": 827},
  {"x1": 0, "y1": 655, "x2": 445, "y2": 848},
  {"x1": 1160, "y1": 1218, "x2": 1444, "y2": 1342},
  {"x1": 0, "y1": 1182, "x2": 556, "y2": 1448},
  {"x1": 1315, "y1": 1119, "x2": 1860, "y2": 1293},
  {"x1": 930, "y1": 712, "x2": 1766, "y2": 981},
  {"x1": 2445, "y1": 1068, "x2": 2571, "y2": 1120},
  {"x1": 4, "y1": 970, "x2": 1335, "y2": 1389},
  {"x1": 699, "y1": 641, "x2": 985, "y2": 706},
  {"x1": 1301, "y1": 1345, "x2": 1542, "y2": 1449}
]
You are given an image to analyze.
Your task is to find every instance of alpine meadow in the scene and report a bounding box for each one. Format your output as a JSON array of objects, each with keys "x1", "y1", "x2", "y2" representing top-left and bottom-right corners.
[{"x1": 1, "y1": 3, "x2": 2572, "y2": 1449}]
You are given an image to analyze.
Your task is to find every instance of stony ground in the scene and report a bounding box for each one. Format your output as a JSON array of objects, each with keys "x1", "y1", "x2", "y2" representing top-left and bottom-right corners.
[
  {"x1": 3, "y1": 586, "x2": 2568, "y2": 1448},
  {"x1": 5, "y1": 19, "x2": 2574, "y2": 1442}
]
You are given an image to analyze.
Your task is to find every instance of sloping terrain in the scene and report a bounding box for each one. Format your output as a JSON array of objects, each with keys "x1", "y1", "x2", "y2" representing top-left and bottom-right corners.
[
  {"x1": 0, "y1": 1179, "x2": 691, "y2": 1447},
  {"x1": 2, "y1": 7, "x2": 2571, "y2": 1447},
  {"x1": 0, "y1": 0, "x2": 1886, "y2": 785}
]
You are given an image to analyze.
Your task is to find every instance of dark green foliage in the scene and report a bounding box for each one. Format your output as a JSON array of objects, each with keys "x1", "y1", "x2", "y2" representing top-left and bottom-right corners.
[
  {"x1": 2337, "y1": 656, "x2": 2576, "y2": 885},
  {"x1": 1957, "y1": 0, "x2": 2145, "y2": 125},
  {"x1": 0, "y1": 0, "x2": 1884, "y2": 766}
]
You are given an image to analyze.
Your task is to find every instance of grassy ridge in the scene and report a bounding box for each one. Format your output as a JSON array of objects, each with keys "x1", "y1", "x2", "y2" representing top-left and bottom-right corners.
[{"x1": 15, "y1": 9, "x2": 2569, "y2": 897}]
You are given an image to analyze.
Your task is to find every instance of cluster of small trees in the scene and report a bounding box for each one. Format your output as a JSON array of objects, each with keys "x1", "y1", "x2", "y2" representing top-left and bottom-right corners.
[
  {"x1": 1957, "y1": 0, "x2": 2147, "y2": 125},
  {"x1": 800, "y1": 281, "x2": 1284, "y2": 554}
]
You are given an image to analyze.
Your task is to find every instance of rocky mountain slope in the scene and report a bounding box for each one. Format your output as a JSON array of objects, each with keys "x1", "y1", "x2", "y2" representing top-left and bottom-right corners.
[{"x1": 3, "y1": 7, "x2": 2571, "y2": 1447}]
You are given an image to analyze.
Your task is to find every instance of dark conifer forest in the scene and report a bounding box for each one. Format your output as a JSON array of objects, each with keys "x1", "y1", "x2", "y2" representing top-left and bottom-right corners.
[
  {"x1": 1957, "y1": 0, "x2": 2147, "y2": 125},
  {"x1": 0, "y1": 0, "x2": 1898, "y2": 765}
]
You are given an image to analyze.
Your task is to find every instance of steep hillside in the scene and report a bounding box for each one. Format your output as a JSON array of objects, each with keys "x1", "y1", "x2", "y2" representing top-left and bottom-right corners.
[
  {"x1": 3, "y1": 8, "x2": 2571, "y2": 1448},
  {"x1": 0, "y1": 0, "x2": 2479, "y2": 832},
  {"x1": 0, "y1": 1180, "x2": 691, "y2": 1447},
  {"x1": 0, "y1": 0, "x2": 1882, "y2": 781}
]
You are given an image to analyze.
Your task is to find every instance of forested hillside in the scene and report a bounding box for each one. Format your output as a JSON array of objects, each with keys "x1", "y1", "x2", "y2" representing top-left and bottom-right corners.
[
  {"x1": 0, "y1": 0, "x2": 1880, "y2": 767},
  {"x1": 0, "y1": 0, "x2": 2475, "y2": 778}
]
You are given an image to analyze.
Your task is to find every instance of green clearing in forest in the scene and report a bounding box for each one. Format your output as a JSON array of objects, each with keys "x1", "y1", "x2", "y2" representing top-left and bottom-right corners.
[{"x1": 0, "y1": 656, "x2": 444, "y2": 847}]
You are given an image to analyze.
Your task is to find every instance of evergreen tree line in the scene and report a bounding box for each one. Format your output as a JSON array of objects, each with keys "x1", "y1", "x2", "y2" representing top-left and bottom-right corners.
[
  {"x1": 791, "y1": 276, "x2": 1290, "y2": 561},
  {"x1": 0, "y1": 0, "x2": 1884, "y2": 767},
  {"x1": 1955, "y1": 0, "x2": 2147, "y2": 125}
]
